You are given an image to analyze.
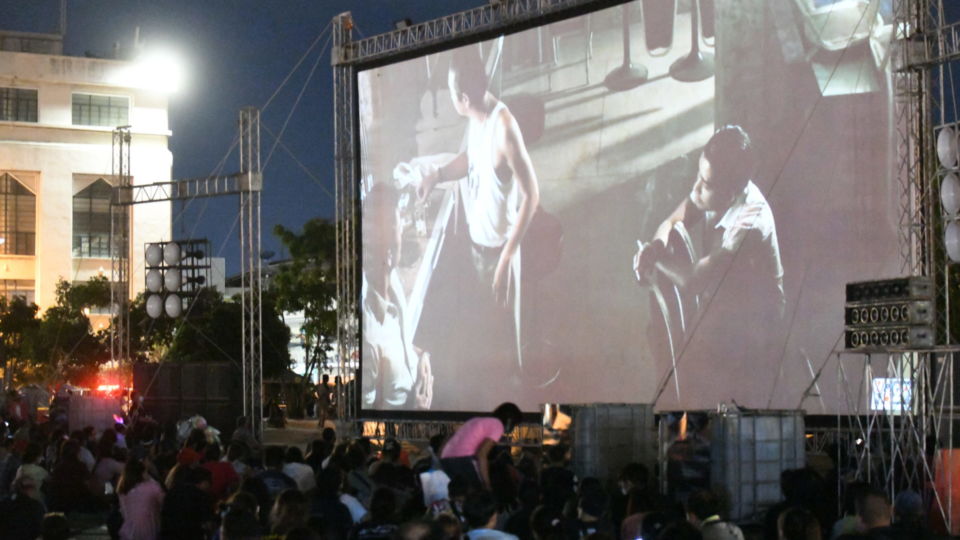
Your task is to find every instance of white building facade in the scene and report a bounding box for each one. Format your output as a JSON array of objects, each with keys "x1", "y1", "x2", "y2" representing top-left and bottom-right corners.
[{"x1": 0, "y1": 31, "x2": 172, "y2": 316}]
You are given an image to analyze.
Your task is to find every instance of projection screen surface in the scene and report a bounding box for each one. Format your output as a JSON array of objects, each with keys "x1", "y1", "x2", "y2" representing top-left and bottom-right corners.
[{"x1": 357, "y1": 0, "x2": 899, "y2": 414}]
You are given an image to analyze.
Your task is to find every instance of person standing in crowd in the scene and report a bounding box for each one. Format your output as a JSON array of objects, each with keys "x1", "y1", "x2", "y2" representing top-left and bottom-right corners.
[{"x1": 440, "y1": 402, "x2": 522, "y2": 491}]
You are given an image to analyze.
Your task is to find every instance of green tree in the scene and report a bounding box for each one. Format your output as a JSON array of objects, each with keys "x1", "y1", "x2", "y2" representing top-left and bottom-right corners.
[
  {"x1": 273, "y1": 218, "x2": 338, "y2": 416},
  {"x1": 0, "y1": 296, "x2": 39, "y2": 391},
  {"x1": 128, "y1": 287, "x2": 291, "y2": 379},
  {"x1": 17, "y1": 278, "x2": 110, "y2": 388}
]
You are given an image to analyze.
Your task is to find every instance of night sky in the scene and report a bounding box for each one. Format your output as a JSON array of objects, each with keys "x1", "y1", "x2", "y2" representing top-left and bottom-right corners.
[{"x1": 1, "y1": 0, "x2": 479, "y2": 273}]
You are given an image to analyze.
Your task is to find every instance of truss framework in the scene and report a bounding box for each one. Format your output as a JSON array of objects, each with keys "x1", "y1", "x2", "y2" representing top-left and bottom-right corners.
[
  {"x1": 109, "y1": 108, "x2": 264, "y2": 439},
  {"x1": 835, "y1": 348, "x2": 960, "y2": 532}
]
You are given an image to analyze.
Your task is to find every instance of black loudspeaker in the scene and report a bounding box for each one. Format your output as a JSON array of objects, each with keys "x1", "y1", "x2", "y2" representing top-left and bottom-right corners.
[
  {"x1": 844, "y1": 277, "x2": 935, "y2": 351},
  {"x1": 844, "y1": 326, "x2": 935, "y2": 350},
  {"x1": 845, "y1": 277, "x2": 932, "y2": 303}
]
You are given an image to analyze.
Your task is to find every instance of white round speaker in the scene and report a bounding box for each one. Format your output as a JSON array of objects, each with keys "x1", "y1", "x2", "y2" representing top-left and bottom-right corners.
[
  {"x1": 163, "y1": 242, "x2": 181, "y2": 266},
  {"x1": 164, "y1": 270, "x2": 182, "y2": 292},
  {"x1": 146, "y1": 294, "x2": 163, "y2": 318},
  {"x1": 145, "y1": 269, "x2": 163, "y2": 293},
  {"x1": 164, "y1": 294, "x2": 182, "y2": 318},
  {"x1": 938, "y1": 126, "x2": 958, "y2": 169},
  {"x1": 145, "y1": 244, "x2": 163, "y2": 267},
  {"x1": 943, "y1": 172, "x2": 960, "y2": 215}
]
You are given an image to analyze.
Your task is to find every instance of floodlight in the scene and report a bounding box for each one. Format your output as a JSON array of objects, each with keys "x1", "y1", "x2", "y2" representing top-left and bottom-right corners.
[{"x1": 113, "y1": 47, "x2": 187, "y2": 94}]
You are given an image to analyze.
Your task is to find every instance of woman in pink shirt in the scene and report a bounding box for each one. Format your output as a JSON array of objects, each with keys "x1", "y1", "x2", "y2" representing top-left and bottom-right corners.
[
  {"x1": 117, "y1": 458, "x2": 165, "y2": 540},
  {"x1": 441, "y1": 402, "x2": 523, "y2": 490}
]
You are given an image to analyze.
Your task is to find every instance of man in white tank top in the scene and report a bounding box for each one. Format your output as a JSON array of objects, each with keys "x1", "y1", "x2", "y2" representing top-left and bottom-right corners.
[{"x1": 417, "y1": 47, "x2": 540, "y2": 378}]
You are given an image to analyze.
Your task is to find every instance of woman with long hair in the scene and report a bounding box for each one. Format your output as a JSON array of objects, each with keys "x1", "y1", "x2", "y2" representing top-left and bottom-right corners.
[{"x1": 117, "y1": 457, "x2": 164, "y2": 540}]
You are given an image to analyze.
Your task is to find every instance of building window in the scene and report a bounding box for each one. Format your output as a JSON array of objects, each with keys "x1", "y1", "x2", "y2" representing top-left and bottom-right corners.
[
  {"x1": 72, "y1": 93, "x2": 129, "y2": 127},
  {"x1": 0, "y1": 280, "x2": 35, "y2": 305},
  {"x1": 73, "y1": 179, "x2": 114, "y2": 258},
  {"x1": 0, "y1": 173, "x2": 36, "y2": 256},
  {"x1": 0, "y1": 88, "x2": 38, "y2": 122}
]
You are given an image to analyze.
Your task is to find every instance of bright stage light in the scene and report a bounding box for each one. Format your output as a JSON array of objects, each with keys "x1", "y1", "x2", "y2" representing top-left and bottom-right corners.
[{"x1": 116, "y1": 47, "x2": 187, "y2": 94}]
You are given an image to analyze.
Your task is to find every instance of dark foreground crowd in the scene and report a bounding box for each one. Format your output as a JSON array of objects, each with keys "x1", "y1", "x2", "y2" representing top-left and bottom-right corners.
[{"x1": 0, "y1": 405, "x2": 947, "y2": 540}]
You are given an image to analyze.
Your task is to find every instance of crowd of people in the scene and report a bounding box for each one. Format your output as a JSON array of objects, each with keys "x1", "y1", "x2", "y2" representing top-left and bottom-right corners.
[{"x1": 0, "y1": 400, "x2": 946, "y2": 540}]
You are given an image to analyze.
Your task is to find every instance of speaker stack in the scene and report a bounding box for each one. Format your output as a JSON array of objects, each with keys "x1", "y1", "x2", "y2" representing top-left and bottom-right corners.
[{"x1": 844, "y1": 277, "x2": 935, "y2": 350}]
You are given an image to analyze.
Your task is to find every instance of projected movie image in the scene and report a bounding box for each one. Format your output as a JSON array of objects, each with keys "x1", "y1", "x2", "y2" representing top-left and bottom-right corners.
[{"x1": 358, "y1": 0, "x2": 899, "y2": 413}]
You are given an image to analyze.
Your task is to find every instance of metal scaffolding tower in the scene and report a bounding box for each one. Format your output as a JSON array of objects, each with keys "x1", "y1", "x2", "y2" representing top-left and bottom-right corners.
[
  {"x1": 110, "y1": 127, "x2": 132, "y2": 370},
  {"x1": 110, "y1": 108, "x2": 265, "y2": 438}
]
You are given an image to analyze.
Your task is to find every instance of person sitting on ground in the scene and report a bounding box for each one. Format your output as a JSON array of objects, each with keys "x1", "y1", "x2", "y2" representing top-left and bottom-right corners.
[
  {"x1": 13, "y1": 442, "x2": 49, "y2": 502},
  {"x1": 270, "y1": 487, "x2": 310, "y2": 536},
  {"x1": 686, "y1": 488, "x2": 744, "y2": 540},
  {"x1": 202, "y1": 442, "x2": 239, "y2": 502},
  {"x1": 178, "y1": 427, "x2": 208, "y2": 466},
  {"x1": 310, "y1": 464, "x2": 354, "y2": 540},
  {"x1": 441, "y1": 402, "x2": 523, "y2": 491},
  {"x1": 0, "y1": 476, "x2": 45, "y2": 539},
  {"x1": 231, "y1": 416, "x2": 262, "y2": 457},
  {"x1": 117, "y1": 457, "x2": 164, "y2": 540},
  {"x1": 830, "y1": 481, "x2": 870, "y2": 539},
  {"x1": 530, "y1": 504, "x2": 567, "y2": 540},
  {"x1": 436, "y1": 513, "x2": 464, "y2": 540},
  {"x1": 614, "y1": 462, "x2": 650, "y2": 530},
  {"x1": 463, "y1": 489, "x2": 519, "y2": 540},
  {"x1": 305, "y1": 438, "x2": 328, "y2": 473},
  {"x1": 351, "y1": 486, "x2": 402, "y2": 540},
  {"x1": 845, "y1": 488, "x2": 896, "y2": 540},
  {"x1": 575, "y1": 477, "x2": 614, "y2": 539},
  {"x1": 255, "y1": 445, "x2": 297, "y2": 500},
  {"x1": 891, "y1": 489, "x2": 930, "y2": 539},
  {"x1": 226, "y1": 441, "x2": 252, "y2": 479},
  {"x1": 47, "y1": 439, "x2": 101, "y2": 513},
  {"x1": 660, "y1": 520, "x2": 704, "y2": 540},
  {"x1": 160, "y1": 464, "x2": 215, "y2": 540},
  {"x1": 283, "y1": 446, "x2": 316, "y2": 492},
  {"x1": 70, "y1": 430, "x2": 96, "y2": 472},
  {"x1": 778, "y1": 506, "x2": 822, "y2": 540},
  {"x1": 220, "y1": 505, "x2": 261, "y2": 540},
  {"x1": 539, "y1": 444, "x2": 575, "y2": 512},
  {"x1": 93, "y1": 441, "x2": 126, "y2": 496},
  {"x1": 620, "y1": 487, "x2": 661, "y2": 540}
]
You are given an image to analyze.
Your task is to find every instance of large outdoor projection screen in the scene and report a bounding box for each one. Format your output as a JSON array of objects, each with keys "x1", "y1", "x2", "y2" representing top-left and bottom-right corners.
[{"x1": 357, "y1": 0, "x2": 898, "y2": 414}]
